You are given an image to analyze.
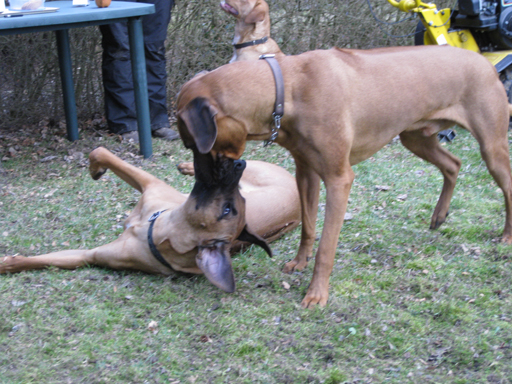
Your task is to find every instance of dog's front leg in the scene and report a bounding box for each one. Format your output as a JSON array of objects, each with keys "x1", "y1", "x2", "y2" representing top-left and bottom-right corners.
[
  {"x1": 302, "y1": 168, "x2": 355, "y2": 308},
  {"x1": 283, "y1": 160, "x2": 321, "y2": 273}
]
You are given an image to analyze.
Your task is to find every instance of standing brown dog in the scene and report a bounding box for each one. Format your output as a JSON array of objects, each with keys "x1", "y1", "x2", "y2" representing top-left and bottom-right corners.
[
  {"x1": 176, "y1": 45, "x2": 512, "y2": 307},
  {"x1": 220, "y1": 0, "x2": 284, "y2": 62},
  {"x1": 1, "y1": 147, "x2": 300, "y2": 292}
]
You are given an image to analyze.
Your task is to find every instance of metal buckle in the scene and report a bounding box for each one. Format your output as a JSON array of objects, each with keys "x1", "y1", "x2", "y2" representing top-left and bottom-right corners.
[
  {"x1": 264, "y1": 113, "x2": 282, "y2": 147},
  {"x1": 148, "y1": 211, "x2": 163, "y2": 222},
  {"x1": 259, "y1": 54, "x2": 276, "y2": 60}
]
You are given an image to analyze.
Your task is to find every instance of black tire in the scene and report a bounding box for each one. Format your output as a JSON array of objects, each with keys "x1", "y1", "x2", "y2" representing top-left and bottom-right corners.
[
  {"x1": 414, "y1": 20, "x2": 426, "y2": 46},
  {"x1": 499, "y1": 67, "x2": 512, "y2": 129}
]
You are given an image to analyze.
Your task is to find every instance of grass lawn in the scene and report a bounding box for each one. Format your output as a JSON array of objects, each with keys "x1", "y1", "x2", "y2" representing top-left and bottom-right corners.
[{"x1": 1, "y1": 122, "x2": 512, "y2": 383}]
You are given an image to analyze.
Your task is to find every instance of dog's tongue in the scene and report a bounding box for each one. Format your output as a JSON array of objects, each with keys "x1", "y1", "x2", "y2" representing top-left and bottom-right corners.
[
  {"x1": 196, "y1": 244, "x2": 235, "y2": 293},
  {"x1": 219, "y1": 1, "x2": 238, "y2": 16}
]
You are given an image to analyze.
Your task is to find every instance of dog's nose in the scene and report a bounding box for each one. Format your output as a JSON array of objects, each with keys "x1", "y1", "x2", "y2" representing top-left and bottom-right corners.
[{"x1": 234, "y1": 160, "x2": 246, "y2": 171}]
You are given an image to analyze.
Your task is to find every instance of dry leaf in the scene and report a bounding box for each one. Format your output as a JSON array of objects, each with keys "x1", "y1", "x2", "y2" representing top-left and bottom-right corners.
[
  {"x1": 148, "y1": 320, "x2": 158, "y2": 333},
  {"x1": 200, "y1": 335, "x2": 212, "y2": 343},
  {"x1": 282, "y1": 281, "x2": 291, "y2": 290}
]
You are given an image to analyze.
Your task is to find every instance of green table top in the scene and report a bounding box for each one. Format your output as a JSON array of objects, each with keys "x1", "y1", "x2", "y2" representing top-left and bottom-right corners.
[{"x1": 0, "y1": 0, "x2": 155, "y2": 34}]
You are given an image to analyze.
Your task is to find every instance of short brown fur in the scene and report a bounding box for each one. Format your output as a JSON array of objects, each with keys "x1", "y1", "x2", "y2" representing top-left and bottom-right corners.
[
  {"x1": 220, "y1": 0, "x2": 284, "y2": 62},
  {"x1": 1, "y1": 147, "x2": 300, "y2": 292},
  {"x1": 177, "y1": 45, "x2": 512, "y2": 307}
]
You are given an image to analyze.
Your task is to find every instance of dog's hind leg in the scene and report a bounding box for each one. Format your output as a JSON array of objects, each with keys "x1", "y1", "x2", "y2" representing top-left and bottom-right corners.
[
  {"x1": 1, "y1": 237, "x2": 158, "y2": 274},
  {"x1": 460, "y1": 99, "x2": 512, "y2": 243},
  {"x1": 474, "y1": 133, "x2": 512, "y2": 243},
  {"x1": 89, "y1": 147, "x2": 165, "y2": 193},
  {"x1": 0, "y1": 250, "x2": 92, "y2": 273},
  {"x1": 399, "y1": 131, "x2": 462, "y2": 230}
]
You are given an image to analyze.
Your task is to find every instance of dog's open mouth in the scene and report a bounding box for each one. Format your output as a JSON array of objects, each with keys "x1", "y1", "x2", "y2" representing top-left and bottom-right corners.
[{"x1": 219, "y1": 1, "x2": 238, "y2": 16}]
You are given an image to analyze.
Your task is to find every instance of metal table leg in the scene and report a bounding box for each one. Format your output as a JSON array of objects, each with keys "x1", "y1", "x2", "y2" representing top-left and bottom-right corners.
[
  {"x1": 55, "y1": 29, "x2": 79, "y2": 142},
  {"x1": 127, "y1": 16, "x2": 152, "y2": 159}
]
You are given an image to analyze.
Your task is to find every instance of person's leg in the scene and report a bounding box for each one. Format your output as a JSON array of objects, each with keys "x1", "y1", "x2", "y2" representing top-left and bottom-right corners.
[
  {"x1": 100, "y1": 0, "x2": 177, "y2": 141},
  {"x1": 100, "y1": 21, "x2": 138, "y2": 137},
  {"x1": 142, "y1": 0, "x2": 178, "y2": 140}
]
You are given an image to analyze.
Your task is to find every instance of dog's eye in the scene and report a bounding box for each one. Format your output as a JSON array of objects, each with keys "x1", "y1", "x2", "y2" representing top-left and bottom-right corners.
[
  {"x1": 222, "y1": 203, "x2": 231, "y2": 217},
  {"x1": 219, "y1": 202, "x2": 235, "y2": 220}
]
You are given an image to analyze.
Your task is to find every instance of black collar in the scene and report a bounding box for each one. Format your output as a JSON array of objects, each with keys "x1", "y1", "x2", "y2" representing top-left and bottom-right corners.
[
  {"x1": 147, "y1": 210, "x2": 174, "y2": 271},
  {"x1": 233, "y1": 36, "x2": 268, "y2": 49}
]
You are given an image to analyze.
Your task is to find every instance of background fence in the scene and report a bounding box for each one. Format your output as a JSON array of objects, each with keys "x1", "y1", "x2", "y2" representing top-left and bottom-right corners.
[{"x1": 0, "y1": 0, "x2": 456, "y2": 129}]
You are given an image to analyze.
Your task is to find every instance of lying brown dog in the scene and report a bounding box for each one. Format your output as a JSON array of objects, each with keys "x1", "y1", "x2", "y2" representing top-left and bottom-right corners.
[
  {"x1": 220, "y1": 0, "x2": 284, "y2": 62},
  {"x1": 176, "y1": 45, "x2": 512, "y2": 307},
  {"x1": 1, "y1": 147, "x2": 300, "y2": 292}
]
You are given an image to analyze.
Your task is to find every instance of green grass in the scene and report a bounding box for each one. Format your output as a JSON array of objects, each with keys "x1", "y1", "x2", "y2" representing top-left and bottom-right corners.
[{"x1": 1, "y1": 124, "x2": 512, "y2": 383}]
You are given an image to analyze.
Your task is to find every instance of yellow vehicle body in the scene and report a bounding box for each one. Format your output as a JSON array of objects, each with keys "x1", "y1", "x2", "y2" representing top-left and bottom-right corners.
[{"x1": 387, "y1": 0, "x2": 512, "y2": 72}]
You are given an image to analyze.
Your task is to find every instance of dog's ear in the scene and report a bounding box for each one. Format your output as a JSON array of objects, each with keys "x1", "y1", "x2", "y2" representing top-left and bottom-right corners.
[
  {"x1": 178, "y1": 97, "x2": 218, "y2": 154},
  {"x1": 195, "y1": 245, "x2": 236, "y2": 293},
  {"x1": 237, "y1": 225, "x2": 272, "y2": 257},
  {"x1": 244, "y1": 1, "x2": 267, "y2": 24}
]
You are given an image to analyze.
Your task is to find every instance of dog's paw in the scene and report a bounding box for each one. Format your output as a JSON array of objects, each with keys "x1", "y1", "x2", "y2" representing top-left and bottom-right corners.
[
  {"x1": 0, "y1": 255, "x2": 22, "y2": 274},
  {"x1": 283, "y1": 258, "x2": 308, "y2": 274},
  {"x1": 430, "y1": 211, "x2": 449, "y2": 230},
  {"x1": 177, "y1": 162, "x2": 195, "y2": 176},
  {"x1": 500, "y1": 234, "x2": 512, "y2": 245},
  {"x1": 90, "y1": 167, "x2": 108, "y2": 181},
  {"x1": 301, "y1": 286, "x2": 329, "y2": 309}
]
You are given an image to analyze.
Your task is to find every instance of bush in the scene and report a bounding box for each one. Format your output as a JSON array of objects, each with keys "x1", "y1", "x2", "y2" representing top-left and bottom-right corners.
[{"x1": 0, "y1": 0, "x2": 456, "y2": 129}]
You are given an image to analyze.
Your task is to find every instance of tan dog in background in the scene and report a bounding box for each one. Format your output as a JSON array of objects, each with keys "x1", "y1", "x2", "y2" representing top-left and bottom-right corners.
[
  {"x1": 1, "y1": 147, "x2": 300, "y2": 292},
  {"x1": 220, "y1": 0, "x2": 284, "y2": 62},
  {"x1": 176, "y1": 45, "x2": 512, "y2": 307}
]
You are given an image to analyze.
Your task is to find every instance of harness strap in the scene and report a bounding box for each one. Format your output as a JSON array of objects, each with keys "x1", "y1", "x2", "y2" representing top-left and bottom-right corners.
[
  {"x1": 147, "y1": 210, "x2": 174, "y2": 271},
  {"x1": 260, "y1": 54, "x2": 284, "y2": 146},
  {"x1": 233, "y1": 36, "x2": 268, "y2": 49}
]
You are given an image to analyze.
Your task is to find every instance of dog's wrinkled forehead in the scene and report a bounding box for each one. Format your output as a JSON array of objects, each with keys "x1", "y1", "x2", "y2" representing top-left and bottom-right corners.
[{"x1": 191, "y1": 149, "x2": 246, "y2": 208}]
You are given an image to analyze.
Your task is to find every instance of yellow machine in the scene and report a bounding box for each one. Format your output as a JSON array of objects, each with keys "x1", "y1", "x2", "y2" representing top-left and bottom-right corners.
[{"x1": 387, "y1": 0, "x2": 512, "y2": 75}]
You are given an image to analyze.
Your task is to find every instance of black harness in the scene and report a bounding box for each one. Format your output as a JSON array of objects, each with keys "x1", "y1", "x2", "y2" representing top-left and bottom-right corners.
[{"x1": 147, "y1": 210, "x2": 174, "y2": 271}]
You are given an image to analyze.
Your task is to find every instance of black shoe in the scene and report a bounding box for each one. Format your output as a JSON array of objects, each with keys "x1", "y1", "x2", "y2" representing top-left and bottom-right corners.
[{"x1": 152, "y1": 128, "x2": 179, "y2": 141}]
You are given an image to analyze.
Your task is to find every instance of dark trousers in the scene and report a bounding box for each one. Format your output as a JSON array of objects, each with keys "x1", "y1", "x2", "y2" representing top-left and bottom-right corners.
[{"x1": 100, "y1": 0, "x2": 174, "y2": 134}]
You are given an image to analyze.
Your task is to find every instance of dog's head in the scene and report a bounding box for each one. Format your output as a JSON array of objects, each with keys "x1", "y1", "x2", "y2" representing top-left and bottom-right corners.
[
  {"x1": 177, "y1": 96, "x2": 248, "y2": 160},
  {"x1": 171, "y1": 149, "x2": 270, "y2": 293},
  {"x1": 220, "y1": 0, "x2": 268, "y2": 24}
]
